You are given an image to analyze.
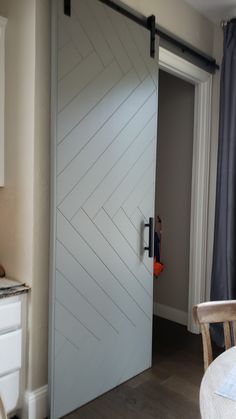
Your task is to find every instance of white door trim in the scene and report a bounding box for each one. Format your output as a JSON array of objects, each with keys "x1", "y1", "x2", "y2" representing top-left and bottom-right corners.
[{"x1": 159, "y1": 47, "x2": 212, "y2": 333}]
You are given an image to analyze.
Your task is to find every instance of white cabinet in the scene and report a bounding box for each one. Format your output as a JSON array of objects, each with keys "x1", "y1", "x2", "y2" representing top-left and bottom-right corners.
[
  {"x1": 0, "y1": 16, "x2": 7, "y2": 187},
  {"x1": 0, "y1": 371, "x2": 20, "y2": 414},
  {"x1": 0, "y1": 330, "x2": 22, "y2": 376},
  {"x1": 0, "y1": 301, "x2": 21, "y2": 332},
  {"x1": 0, "y1": 294, "x2": 27, "y2": 417}
]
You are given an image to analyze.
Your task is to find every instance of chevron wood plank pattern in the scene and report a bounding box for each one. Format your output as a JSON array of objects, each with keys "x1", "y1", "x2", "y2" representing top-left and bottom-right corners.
[
  {"x1": 58, "y1": 42, "x2": 82, "y2": 81},
  {"x1": 107, "y1": 7, "x2": 148, "y2": 81},
  {"x1": 73, "y1": 0, "x2": 113, "y2": 67},
  {"x1": 58, "y1": 51, "x2": 103, "y2": 111},
  {"x1": 122, "y1": 163, "x2": 155, "y2": 218},
  {"x1": 57, "y1": 211, "x2": 141, "y2": 327},
  {"x1": 127, "y1": 18, "x2": 158, "y2": 87},
  {"x1": 53, "y1": 0, "x2": 158, "y2": 416},
  {"x1": 59, "y1": 2, "x2": 93, "y2": 58},
  {"x1": 58, "y1": 16, "x2": 70, "y2": 49},
  {"x1": 72, "y1": 210, "x2": 152, "y2": 318},
  {"x1": 130, "y1": 207, "x2": 148, "y2": 235},
  {"x1": 138, "y1": 184, "x2": 156, "y2": 221},
  {"x1": 57, "y1": 84, "x2": 156, "y2": 215},
  {"x1": 83, "y1": 131, "x2": 156, "y2": 220},
  {"x1": 57, "y1": 68, "x2": 142, "y2": 173},
  {"x1": 56, "y1": 241, "x2": 134, "y2": 332},
  {"x1": 56, "y1": 270, "x2": 115, "y2": 340},
  {"x1": 86, "y1": 0, "x2": 132, "y2": 74},
  {"x1": 58, "y1": 60, "x2": 122, "y2": 142},
  {"x1": 57, "y1": 70, "x2": 140, "y2": 203},
  {"x1": 55, "y1": 302, "x2": 96, "y2": 353},
  {"x1": 102, "y1": 140, "x2": 156, "y2": 219},
  {"x1": 113, "y1": 209, "x2": 153, "y2": 275},
  {"x1": 93, "y1": 209, "x2": 153, "y2": 298}
]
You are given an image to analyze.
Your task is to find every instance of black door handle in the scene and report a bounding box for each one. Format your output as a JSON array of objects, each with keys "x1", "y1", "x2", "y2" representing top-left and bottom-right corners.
[{"x1": 144, "y1": 217, "x2": 154, "y2": 258}]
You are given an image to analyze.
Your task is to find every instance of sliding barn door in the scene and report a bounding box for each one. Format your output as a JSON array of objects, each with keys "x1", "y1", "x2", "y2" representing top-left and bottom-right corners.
[{"x1": 51, "y1": 0, "x2": 158, "y2": 417}]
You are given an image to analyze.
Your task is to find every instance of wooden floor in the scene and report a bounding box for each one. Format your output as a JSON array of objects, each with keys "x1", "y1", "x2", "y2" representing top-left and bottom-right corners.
[{"x1": 64, "y1": 317, "x2": 204, "y2": 419}]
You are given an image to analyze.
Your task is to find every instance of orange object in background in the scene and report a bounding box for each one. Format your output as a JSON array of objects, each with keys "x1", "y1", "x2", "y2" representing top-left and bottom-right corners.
[
  {"x1": 153, "y1": 216, "x2": 164, "y2": 277},
  {"x1": 154, "y1": 257, "x2": 164, "y2": 277}
]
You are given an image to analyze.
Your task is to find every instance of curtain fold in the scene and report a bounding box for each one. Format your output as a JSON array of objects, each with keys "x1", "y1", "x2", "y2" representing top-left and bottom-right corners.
[{"x1": 211, "y1": 21, "x2": 236, "y2": 346}]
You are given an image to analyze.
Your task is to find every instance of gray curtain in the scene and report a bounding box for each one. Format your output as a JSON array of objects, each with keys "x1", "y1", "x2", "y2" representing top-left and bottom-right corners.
[{"x1": 211, "y1": 20, "x2": 236, "y2": 346}]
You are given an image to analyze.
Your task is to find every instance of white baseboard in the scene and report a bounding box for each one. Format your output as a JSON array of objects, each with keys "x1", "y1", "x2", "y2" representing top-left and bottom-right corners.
[
  {"x1": 153, "y1": 302, "x2": 188, "y2": 326},
  {"x1": 24, "y1": 385, "x2": 48, "y2": 419}
]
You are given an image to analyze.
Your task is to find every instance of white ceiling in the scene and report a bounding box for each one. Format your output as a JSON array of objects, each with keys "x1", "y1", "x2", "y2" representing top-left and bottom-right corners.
[{"x1": 184, "y1": 0, "x2": 236, "y2": 23}]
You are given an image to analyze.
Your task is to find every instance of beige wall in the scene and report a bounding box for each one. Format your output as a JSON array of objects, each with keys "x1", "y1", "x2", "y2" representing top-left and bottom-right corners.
[
  {"x1": 154, "y1": 70, "x2": 194, "y2": 312},
  {"x1": 0, "y1": 0, "x2": 35, "y2": 285},
  {"x1": 122, "y1": 0, "x2": 215, "y2": 55},
  {"x1": 0, "y1": 0, "x2": 221, "y2": 393},
  {"x1": 0, "y1": 0, "x2": 36, "y2": 391},
  {"x1": 0, "y1": 0, "x2": 50, "y2": 392}
]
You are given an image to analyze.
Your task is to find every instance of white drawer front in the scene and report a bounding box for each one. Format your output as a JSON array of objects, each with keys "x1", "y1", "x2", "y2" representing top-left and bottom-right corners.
[
  {"x1": 0, "y1": 330, "x2": 22, "y2": 376},
  {"x1": 0, "y1": 301, "x2": 21, "y2": 333},
  {"x1": 0, "y1": 371, "x2": 20, "y2": 413}
]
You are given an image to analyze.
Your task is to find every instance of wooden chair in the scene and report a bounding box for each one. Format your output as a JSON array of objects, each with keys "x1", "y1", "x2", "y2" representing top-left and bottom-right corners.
[
  {"x1": 0, "y1": 397, "x2": 7, "y2": 419},
  {"x1": 193, "y1": 300, "x2": 236, "y2": 371}
]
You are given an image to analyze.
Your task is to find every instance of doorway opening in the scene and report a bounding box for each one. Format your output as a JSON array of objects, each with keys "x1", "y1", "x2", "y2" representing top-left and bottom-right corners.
[
  {"x1": 153, "y1": 69, "x2": 194, "y2": 329},
  {"x1": 155, "y1": 47, "x2": 212, "y2": 334},
  {"x1": 150, "y1": 53, "x2": 213, "y2": 411}
]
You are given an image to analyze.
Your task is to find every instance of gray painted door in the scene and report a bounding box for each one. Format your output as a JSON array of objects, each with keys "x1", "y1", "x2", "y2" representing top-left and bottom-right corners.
[{"x1": 51, "y1": 0, "x2": 158, "y2": 417}]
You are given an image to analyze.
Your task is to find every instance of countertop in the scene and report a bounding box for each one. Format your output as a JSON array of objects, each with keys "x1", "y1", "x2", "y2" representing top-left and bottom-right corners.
[{"x1": 0, "y1": 284, "x2": 30, "y2": 299}]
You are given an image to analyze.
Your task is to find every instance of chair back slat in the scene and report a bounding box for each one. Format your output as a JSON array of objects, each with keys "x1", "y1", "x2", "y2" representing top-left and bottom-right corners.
[
  {"x1": 0, "y1": 397, "x2": 7, "y2": 419},
  {"x1": 201, "y1": 323, "x2": 213, "y2": 371},
  {"x1": 232, "y1": 320, "x2": 236, "y2": 346},
  {"x1": 223, "y1": 321, "x2": 231, "y2": 350},
  {"x1": 193, "y1": 300, "x2": 236, "y2": 371}
]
